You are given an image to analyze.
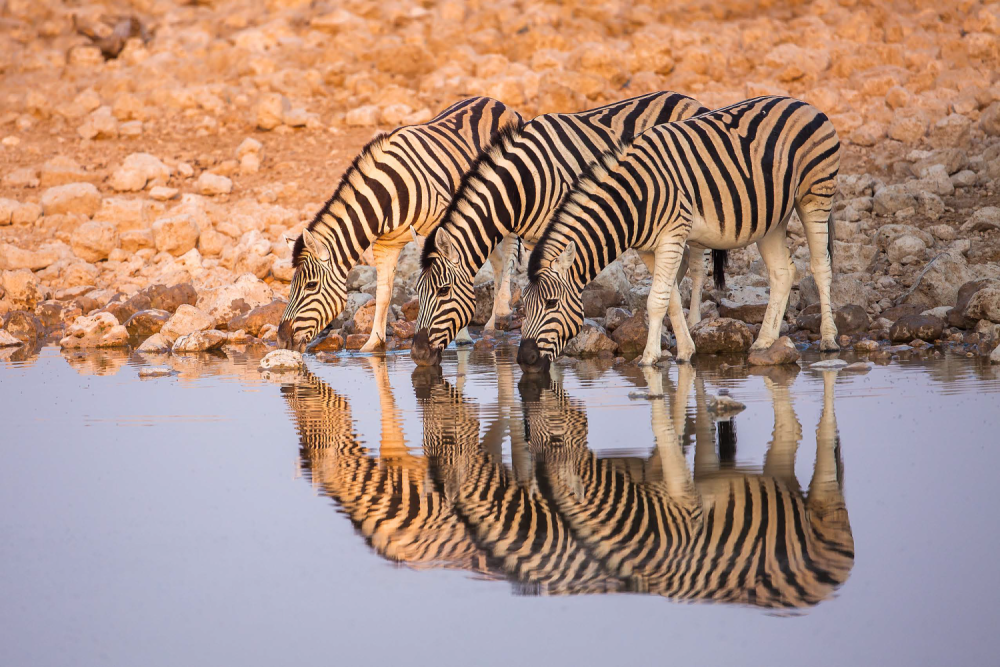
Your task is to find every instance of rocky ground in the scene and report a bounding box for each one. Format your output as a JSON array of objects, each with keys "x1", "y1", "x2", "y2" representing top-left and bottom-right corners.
[{"x1": 2, "y1": 0, "x2": 1000, "y2": 368}]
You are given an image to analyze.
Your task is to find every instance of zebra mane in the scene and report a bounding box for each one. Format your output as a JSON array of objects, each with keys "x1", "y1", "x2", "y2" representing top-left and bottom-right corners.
[
  {"x1": 527, "y1": 144, "x2": 626, "y2": 282},
  {"x1": 292, "y1": 131, "x2": 394, "y2": 267},
  {"x1": 420, "y1": 121, "x2": 526, "y2": 271}
]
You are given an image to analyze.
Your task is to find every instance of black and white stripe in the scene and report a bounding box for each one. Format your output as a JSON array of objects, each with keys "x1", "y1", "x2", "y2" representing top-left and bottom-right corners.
[
  {"x1": 278, "y1": 96, "x2": 523, "y2": 353},
  {"x1": 414, "y1": 91, "x2": 716, "y2": 363},
  {"x1": 520, "y1": 96, "x2": 842, "y2": 369}
]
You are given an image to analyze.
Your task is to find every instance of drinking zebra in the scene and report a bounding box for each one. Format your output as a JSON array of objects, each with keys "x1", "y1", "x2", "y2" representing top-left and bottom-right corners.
[
  {"x1": 518, "y1": 96, "x2": 841, "y2": 372},
  {"x1": 411, "y1": 91, "x2": 718, "y2": 367},
  {"x1": 277, "y1": 96, "x2": 523, "y2": 353}
]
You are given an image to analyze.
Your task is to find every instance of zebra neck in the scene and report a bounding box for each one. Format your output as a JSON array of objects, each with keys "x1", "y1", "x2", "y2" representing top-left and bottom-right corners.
[{"x1": 309, "y1": 206, "x2": 377, "y2": 275}]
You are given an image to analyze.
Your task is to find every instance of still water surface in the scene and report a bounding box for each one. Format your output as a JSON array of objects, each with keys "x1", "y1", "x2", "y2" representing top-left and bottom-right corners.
[{"x1": 2, "y1": 345, "x2": 999, "y2": 666}]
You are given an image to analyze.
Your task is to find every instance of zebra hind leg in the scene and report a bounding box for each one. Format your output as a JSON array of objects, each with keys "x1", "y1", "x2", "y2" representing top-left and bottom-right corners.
[
  {"x1": 686, "y1": 248, "x2": 708, "y2": 328},
  {"x1": 750, "y1": 225, "x2": 796, "y2": 351},
  {"x1": 799, "y1": 202, "x2": 839, "y2": 352}
]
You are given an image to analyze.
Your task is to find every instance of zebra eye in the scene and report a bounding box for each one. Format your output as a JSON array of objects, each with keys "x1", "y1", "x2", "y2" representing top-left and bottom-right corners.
[
  {"x1": 545, "y1": 298, "x2": 559, "y2": 309},
  {"x1": 436, "y1": 286, "x2": 450, "y2": 297},
  {"x1": 305, "y1": 281, "x2": 319, "y2": 290}
]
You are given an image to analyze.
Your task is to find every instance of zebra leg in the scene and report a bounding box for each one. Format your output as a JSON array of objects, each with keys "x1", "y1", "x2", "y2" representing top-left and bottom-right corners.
[
  {"x1": 455, "y1": 327, "x2": 474, "y2": 345},
  {"x1": 751, "y1": 229, "x2": 796, "y2": 351},
  {"x1": 643, "y1": 366, "x2": 698, "y2": 503},
  {"x1": 687, "y1": 248, "x2": 707, "y2": 328},
  {"x1": 799, "y1": 203, "x2": 839, "y2": 352},
  {"x1": 484, "y1": 235, "x2": 516, "y2": 331},
  {"x1": 639, "y1": 250, "x2": 695, "y2": 362},
  {"x1": 361, "y1": 242, "x2": 404, "y2": 353},
  {"x1": 807, "y1": 370, "x2": 854, "y2": 560},
  {"x1": 640, "y1": 237, "x2": 687, "y2": 366},
  {"x1": 761, "y1": 372, "x2": 803, "y2": 488},
  {"x1": 692, "y1": 373, "x2": 718, "y2": 480}
]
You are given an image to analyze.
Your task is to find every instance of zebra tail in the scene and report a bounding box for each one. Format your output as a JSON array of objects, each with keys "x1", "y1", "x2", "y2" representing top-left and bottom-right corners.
[{"x1": 711, "y1": 249, "x2": 728, "y2": 291}]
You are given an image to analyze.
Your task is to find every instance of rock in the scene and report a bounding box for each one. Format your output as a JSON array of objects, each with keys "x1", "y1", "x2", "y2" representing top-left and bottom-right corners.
[
  {"x1": 960, "y1": 207, "x2": 1000, "y2": 233},
  {"x1": 965, "y1": 285, "x2": 1000, "y2": 324},
  {"x1": 343, "y1": 292, "x2": 374, "y2": 321},
  {"x1": 843, "y1": 361, "x2": 872, "y2": 373},
  {"x1": 255, "y1": 93, "x2": 290, "y2": 130},
  {"x1": 41, "y1": 183, "x2": 101, "y2": 217},
  {"x1": 196, "y1": 172, "x2": 233, "y2": 196},
  {"x1": 831, "y1": 241, "x2": 876, "y2": 273},
  {"x1": 889, "y1": 314, "x2": 945, "y2": 342},
  {"x1": 853, "y1": 339, "x2": 881, "y2": 352},
  {"x1": 604, "y1": 307, "x2": 631, "y2": 332},
  {"x1": 228, "y1": 299, "x2": 286, "y2": 335},
  {"x1": 0, "y1": 243, "x2": 59, "y2": 271},
  {"x1": 70, "y1": 221, "x2": 119, "y2": 262},
  {"x1": 152, "y1": 214, "x2": 201, "y2": 256},
  {"x1": 401, "y1": 297, "x2": 419, "y2": 322},
  {"x1": 160, "y1": 304, "x2": 215, "y2": 342},
  {"x1": 1, "y1": 269, "x2": 45, "y2": 309},
  {"x1": 564, "y1": 323, "x2": 618, "y2": 357},
  {"x1": 35, "y1": 300, "x2": 81, "y2": 329},
  {"x1": 582, "y1": 288, "x2": 621, "y2": 318},
  {"x1": 138, "y1": 366, "x2": 172, "y2": 378},
  {"x1": 124, "y1": 309, "x2": 170, "y2": 336},
  {"x1": 144, "y1": 283, "x2": 198, "y2": 313},
  {"x1": 172, "y1": 329, "x2": 227, "y2": 353},
  {"x1": 352, "y1": 300, "x2": 377, "y2": 335},
  {"x1": 691, "y1": 317, "x2": 754, "y2": 354},
  {"x1": 718, "y1": 286, "x2": 770, "y2": 324},
  {"x1": 59, "y1": 312, "x2": 129, "y2": 348},
  {"x1": 472, "y1": 281, "x2": 494, "y2": 326},
  {"x1": 0, "y1": 330, "x2": 23, "y2": 347},
  {"x1": 77, "y1": 106, "x2": 118, "y2": 140},
  {"x1": 706, "y1": 394, "x2": 746, "y2": 416},
  {"x1": 312, "y1": 333, "x2": 344, "y2": 352},
  {"x1": 137, "y1": 332, "x2": 171, "y2": 353},
  {"x1": 981, "y1": 102, "x2": 1000, "y2": 137},
  {"x1": 799, "y1": 273, "x2": 873, "y2": 311},
  {"x1": 991, "y1": 344, "x2": 1000, "y2": 365},
  {"x1": 873, "y1": 185, "x2": 917, "y2": 217},
  {"x1": 392, "y1": 319, "x2": 416, "y2": 340},
  {"x1": 346, "y1": 265, "x2": 377, "y2": 291},
  {"x1": 874, "y1": 224, "x2": 934, "y2": 250},
  {"x1": 236, "y1": 138, "x2": 262, "y2": 159},
  {"x1": 149, "y1": 186, "x2": 179, "y2": 201},
  {"x1": 195, "y1": 274, "x2": 274, "y2": 327},
  {"x1": 39, "y1": 157, "x2": 90, "y2": 188},
  {"x1": 3, "y1": 310, "x2": 44, "y2": 343},
  {"x1": 109, "y1": 153, "x2": 171, "y2": 191},
  {"x1": 950, "y1": 279, "x2": 995, "y2": 328},
  {"x1": 610, "y1": 312, "x2": 651, "y2": 359},
  {"x1": 346, "y1": 105, "x2": 379, "y2": 127},
  {"x1": 3, "y1": 167, "x2": 39, "y2": 188},
  {"x1": 887, "y1": 234, "x2": 926, "y2": 264},
  {"x1": 810, "y1": 359, "x2": 848, "y2": 370},
  {"x1": 836, "y1": 304, "x2": 870, "y2": 334},
  {"x1": 904, "y1": 253, "x2": 974, "y2": 310},
  {"x1": 259, "y1": 349, "x2": 304, "y2": 371},
  {"x1": 747, "y1": 336, "x2": 800, "y2": 365},
  {"x1": 344, "y1": 333, "x2": 368, "y2": 350},
  {"x1": 887, "y1": 109, "x2": 928, "y2": 143}
]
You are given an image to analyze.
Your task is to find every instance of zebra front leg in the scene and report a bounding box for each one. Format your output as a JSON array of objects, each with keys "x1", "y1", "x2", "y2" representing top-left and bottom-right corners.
[
  {"x1": 687, "y1": 248, "x2": 707, "y2": 328},
  {"x1": 799, "y1": 204, "x2": 839, "y2": 352},
  {"x1": 751, "y1": 228, "x2": 796, "y2": 351},
  {"x1": 484, "y1": 235, "x2": 516, "y2": 331},
  {"x1": 640, "y1": 237, "x2": 687, "y2": 366},
  {"x1": 639, "y1": 250, "x2": 695, "y2": 362},
  {"x1": 361, "y1": 242, "x2": 404, "y2": 353},
  {"x1": 761, "y1": 371, "x2": 803, "y2": 487},
  {"x1": 643, "y1": 365, "x2": 698, "y2": 504}
]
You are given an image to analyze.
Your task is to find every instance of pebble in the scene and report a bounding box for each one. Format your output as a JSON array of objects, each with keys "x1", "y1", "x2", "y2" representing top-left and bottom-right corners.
[{"x1": 810, "y1": 359, "x2": 848, "y2": 369}]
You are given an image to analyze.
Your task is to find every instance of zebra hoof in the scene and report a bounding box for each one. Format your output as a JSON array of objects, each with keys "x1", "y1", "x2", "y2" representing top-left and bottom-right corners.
[{"x1": 819, "y1": 338, "x2": 840, "y2": 353}]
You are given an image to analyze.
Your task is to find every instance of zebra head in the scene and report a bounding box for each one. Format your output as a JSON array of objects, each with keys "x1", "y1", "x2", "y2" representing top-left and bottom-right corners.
[
  {"x1": 278, "y1": 229, "x2": 346, "y2": 352},
  {"x1": 412, "y1": 228, "x2": 475, "y2": 367},
  {"x1": 518, "y1": 241, "x2": 583, "y2": 375}
]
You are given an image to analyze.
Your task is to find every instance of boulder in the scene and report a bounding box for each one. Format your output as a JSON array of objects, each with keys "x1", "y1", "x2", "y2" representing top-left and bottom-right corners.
[
  {"x1": 41, "y1": 183, "x2": 101, "y2": 217},
  {"x1": 604, "y1": 307, "x2": 631, "y2": 332},
  {"x1": 981, "y1": 102, "x2": 1000, "y2": 137},
  {"x1": 352, "y1": 300, "x2": 377, "y2": 335},
  {"x1": 401, "y1": 297, "x2": 419, "y2": 322},
  {"x1": 886, "y1": 234, "x2": 926, "y2": 264},
  {"x1": 144, "y1": 283, "x2": 198, "y2": 313},
  {"x1": 564, "y1": 323, "x2": 618, "y2": 357},
  {"x1": 346, "y1": 265, "x2": 377, "y2": 291},
  {"x1": 872, "y1": 185, "x2": 916, "y2": 216},
  {"x1": 1, "y1": 269, "x2": 45, "y2": 309},
  {"x1": 160, "y1": 304, "x2": 215, "y2": 342},
  {"x1": 949, "y1": 279, "x2": 996, "y2": 328},
  {"x1": 3, "y1": 310, "x2": 44, "y2": 343},
  {"x1": 104, "y1": 293, "x2": 152, "y2": 324},
  {"x1": 691, "y1": 317, "x2": 753, "y2": 354},
  {"x1": 312, "y1": 333, "x2": 344, "y2": 352},
  {"x1": 59, "y1": 312, "x2": 129, "y2": 348},
  {"x1": 718, "y1": 286, "x2": 770, "y2": 324},
  {"x1": 343, "y1": 292, "x2": 374, "y2": 321},
  {"x1": 70, "y1": 221, "x2": 119, "y2": 262},
  {"x1": 472, "y1": 280, "x2": 494, "y2": 326},
  {"x1": 228, "y1": 299, "x2": 286, "y2": 336},
  {"x1": 391, "y1": 319, "x2": 416, "y2": 340},
  {"x1": 124, "y1": 309, "x2": 170, "y2": 336},
  {"x1": 799, "y1": 273, "x2": 873, "y2": 310},
  {"x1": 136, "y1": 332, "x2": 171, "y2": 353},
  {"x1": 836, "y1": 304, "x2": 870, "y2": 335},
  {"x1": 582, "y1": 288, "x2": 621, "y2": 318},
  {"x1": 195, "y1": 274, "x2": 273, "y2": 326},
  {"x1": 109, "y1": 153, "x2": 171, "y2": 192},
  {"x1": 889, "y1": 314, "x2": 945, "y2": 343},
  {"x1": 961, "y1": 207, "x2": 1000, "y2": 233},
  {"x1": 172, "y1": 330, "x2": 227, "y2": 353},
  {"x1": 747, "y1": 336, "x2": 800, "y2": 366},
  {"x1": 259, "y1": 349, "x2": 303, "y2": 371},
  {"x1": 965, "y1": 285, "x2": 1000, "y2": 324},
  {"x1": 344, "y1": 333, "x2": 368, "y2": 350},
  {"x1": 610, "y1": 311, "x2": 651, "y2": 360},
  {"x1": 152, "y1": 214, "x2": 201, "y2": 256},
  {"x1": 903, "y1": 252, "x2": 975, "y2": 309},
  {"x1": 0, "y1": 243, "x2": 59, "y2": 271}
]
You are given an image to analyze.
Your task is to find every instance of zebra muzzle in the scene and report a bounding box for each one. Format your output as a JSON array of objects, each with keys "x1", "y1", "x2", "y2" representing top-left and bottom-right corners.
[
  {"x1": 410, "y1": 328, "x2": 443, "y2": 367},
  {"x1": 517, "y1": 338, "x2": 551, "y2": 375}
]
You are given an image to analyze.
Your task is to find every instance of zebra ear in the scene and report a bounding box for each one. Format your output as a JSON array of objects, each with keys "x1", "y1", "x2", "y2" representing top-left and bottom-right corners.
[
  {"x1": 284, "y1": 234, "x2": 297, "y2": 252},
  {"x1": 434, "y1": 228, "x2": 461, "y2": 265},
  {"x1": 551, "y1": 241, "x2": 576, "y2": 276},
  {"x1": 302, "y1": 229, "x2": 331, "y2": 263}
]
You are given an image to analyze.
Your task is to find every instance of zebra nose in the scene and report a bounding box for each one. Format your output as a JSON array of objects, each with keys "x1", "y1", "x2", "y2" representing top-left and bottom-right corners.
[
  {"x1": 277, "y1": 321, "x2": 294, "y2": 349},
  {"x1": 517, "y1": 338, "x2": 550, "y2": 375},
  {"x1": 411, "y1": 328, "x2": 442, "y2": 367}
]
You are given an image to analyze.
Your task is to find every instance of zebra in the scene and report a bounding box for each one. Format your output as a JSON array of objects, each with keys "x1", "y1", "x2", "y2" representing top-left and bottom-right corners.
[
  {"x1": 411, "y1": 90, "x2": 723, "y2": 367},
  {"x1": 284, "y1": 362, "x2": 491, "y2": 571},
  {"x1": 277, "y1": 96, "x2": 523, "y2": 353},
  {"x1": 526, "y1": 364, "x2": 854, "y2": 609},
  {"x1": 518, "y1": 96, "x2": 841, "y2": 373}
]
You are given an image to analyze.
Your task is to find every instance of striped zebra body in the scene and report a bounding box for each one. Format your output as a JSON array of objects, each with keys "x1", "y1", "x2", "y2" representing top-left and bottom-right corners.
[
  {"x1": 412, "y1": 91, "x2": 712, "y2": 367},
  {"x1": 278, "y1": 96, "x2": 523, "y2": 353},
  {"x1": 519, "y1": 96, "x2": 842, "y2": 372},
  {"x1": 285, "y1": 369, "x2": 490, "y2": 572}
]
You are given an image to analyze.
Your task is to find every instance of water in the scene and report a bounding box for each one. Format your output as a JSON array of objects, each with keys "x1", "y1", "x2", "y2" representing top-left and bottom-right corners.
[{"x1": 2, "y1": 344, "x2": 1000, "y2": 666}]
